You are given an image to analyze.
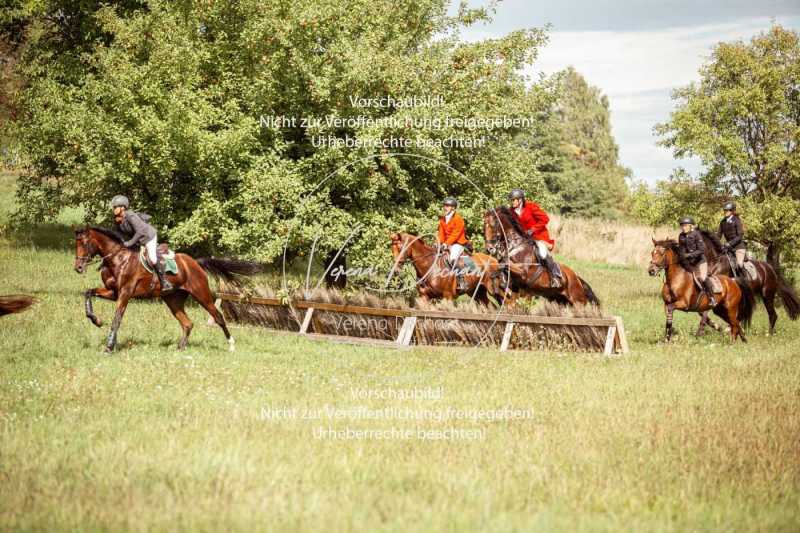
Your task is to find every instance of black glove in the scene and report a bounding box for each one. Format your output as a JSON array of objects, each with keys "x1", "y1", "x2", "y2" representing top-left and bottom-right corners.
[{"x1": 722, "y1": 244, "x2": 730, "y2": 253}]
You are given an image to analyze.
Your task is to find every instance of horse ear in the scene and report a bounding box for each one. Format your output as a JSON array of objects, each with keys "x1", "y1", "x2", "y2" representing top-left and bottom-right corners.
[
  {"x1": 651, "y1": 234, "x2": 656, "y2": 245},
  {"x1": 390, "y1": 232, "x2": 399, "y2": 241}
]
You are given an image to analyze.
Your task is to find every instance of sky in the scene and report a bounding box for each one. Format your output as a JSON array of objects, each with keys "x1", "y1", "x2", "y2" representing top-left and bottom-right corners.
[{"x1": 452, "y1": 0, "x2": 800, "y2": 184}]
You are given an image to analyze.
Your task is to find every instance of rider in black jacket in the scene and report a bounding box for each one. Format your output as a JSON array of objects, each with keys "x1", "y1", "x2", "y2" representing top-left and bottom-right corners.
[
  {"x1": 678, "y1": 216, "x2": 716, "y2": 307},
  {"x1": 718, "y1": 201, "x2": 746, "y2": 275}
]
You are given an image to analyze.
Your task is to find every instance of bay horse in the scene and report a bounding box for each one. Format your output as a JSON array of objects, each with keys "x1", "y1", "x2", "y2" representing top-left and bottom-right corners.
[
  {"x1": 0, "y1": 295, "x2": 37, "y2": 317},
  {"x1": 697, "y1": 229, "x2": 800, "y2": 335},
  {"x1": 389, "y1": 232, "x2": 503, "y2": 303},
  {"x1": 483, "y1": 208, "x2": 600, "y2": 307},
  {"x1": 74, "y1": 227, "x2": 263, "y2": 353},
  {"x1": 648, "y1": 238, "x2": 754, "y2": 342}
]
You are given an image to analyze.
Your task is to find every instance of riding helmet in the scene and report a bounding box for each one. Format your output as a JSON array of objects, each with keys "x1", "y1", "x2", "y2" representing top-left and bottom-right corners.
[
  {"x1": 678, "y1": 216, "x2": 695, "y2": 226},
  {"x1": 723, "y1": 201, "x2": 736, "y2": 211},
  {"x1": 111, "y1": 195, "x2": 130, "y2": 209},
  {"x1": 508, "y1": 188, "x2": 525, "y2": 201},
  {"x1": 443, "y1": 197, "x2": 458, "y2": 207}
]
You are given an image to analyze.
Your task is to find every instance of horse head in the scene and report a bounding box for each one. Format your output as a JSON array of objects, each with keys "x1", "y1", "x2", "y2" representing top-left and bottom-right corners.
[{"x1": 648, "y1": 238, "x2": 675, "y2": 276}]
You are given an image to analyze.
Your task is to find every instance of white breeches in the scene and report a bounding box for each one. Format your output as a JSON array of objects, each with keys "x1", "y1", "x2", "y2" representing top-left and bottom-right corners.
[
  {"x1": 535, "y1": 240, "x2": 549, "y2": 259},
  {"x1": 145, "y1": 236, "x2": 158, "y2": 265},
  {"x1": 448, "y1": 243, "x2": 464, "y2": 263}
]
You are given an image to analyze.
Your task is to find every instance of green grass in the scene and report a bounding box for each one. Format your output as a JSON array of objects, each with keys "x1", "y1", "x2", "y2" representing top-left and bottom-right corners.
[{"x1": 1, "y1": 171, "x2": 799, "y2": 531}]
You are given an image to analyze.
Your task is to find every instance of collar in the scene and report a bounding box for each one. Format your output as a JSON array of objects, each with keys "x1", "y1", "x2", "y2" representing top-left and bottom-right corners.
[{"x1": 445, "y1": 211, "x2": 454, "y2": 223}]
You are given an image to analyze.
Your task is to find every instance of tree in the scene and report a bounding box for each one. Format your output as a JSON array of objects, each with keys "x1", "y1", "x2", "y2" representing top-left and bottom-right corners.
[
  {"x1": 534, "y1": 67, "x2": 630, "y2": 219},
  {"x1": 655, "y1": 25, "x2": 800, "y2": 267},
  {"x1": 6, "y1": 0, "x2": 558, "y2": 286}
]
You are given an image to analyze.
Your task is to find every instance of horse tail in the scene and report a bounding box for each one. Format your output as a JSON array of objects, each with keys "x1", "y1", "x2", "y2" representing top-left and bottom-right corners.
[
  {"x1": 774, "y1": 269, "x2": 800, "y2": 320},
  {"x1": 578, "y1": 277, "x2": 601, "y2": 307},
  {"x1": 0, "y1": 295, "x2": 37, "y2": 317},
  {"x1": 197, "y1": 257, "x2": 264, "y2": 287},
  {"x1": 735, "y1": 277, "x2": 755, "y2": 328}
]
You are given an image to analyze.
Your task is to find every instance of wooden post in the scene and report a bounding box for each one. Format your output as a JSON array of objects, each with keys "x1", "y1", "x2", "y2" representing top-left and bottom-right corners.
[
  {"x1": 500, "y1": 322, "x2": 514, "y2": 352},
  {"x1": 603, "y1": 325, "x2": 617, "y2": 355},
  {"x1": 300, "y1": 307, "x2": 315, "y2": 334},
  {"x1": 613, "y1": 316, "x2": 629, "y2": 354},
  {"x1": 396, "y1": 316, "x2": 417, "y2": 346}
]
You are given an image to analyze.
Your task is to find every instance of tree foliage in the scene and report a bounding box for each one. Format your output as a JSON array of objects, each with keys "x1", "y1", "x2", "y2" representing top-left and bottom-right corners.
[{"x1": 654, "y1": 24, "x2": 800, "y2": 266}]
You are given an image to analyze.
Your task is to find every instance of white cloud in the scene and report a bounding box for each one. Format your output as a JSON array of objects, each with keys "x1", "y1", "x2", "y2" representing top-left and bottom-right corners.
[{"x1": 471, "y1": 16, "x2": 800, "y2": 183}]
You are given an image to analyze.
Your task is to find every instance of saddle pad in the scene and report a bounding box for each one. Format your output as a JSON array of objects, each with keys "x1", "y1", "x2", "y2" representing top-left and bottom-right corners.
[
  {"x1": 693, "y1": 274, "x2": 723, "y2": 294},
  {"x1": 139, "y1": 247, "x2": 179, "y2": 275},
  {"x1": 743, "y1": 261, "x2": 758, "y2": 281}
]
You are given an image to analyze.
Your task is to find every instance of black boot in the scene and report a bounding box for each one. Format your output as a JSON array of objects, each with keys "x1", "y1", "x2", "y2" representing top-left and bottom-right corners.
[
  {"x1": 155, "y1": 261, "x2": 175, "y2": 294},
  {"x1": 544, "y1": 255, "x2": 563, "y2": 288},
  {"x1": 703, "y1": 278, "x2": 717, "y2": 307}
]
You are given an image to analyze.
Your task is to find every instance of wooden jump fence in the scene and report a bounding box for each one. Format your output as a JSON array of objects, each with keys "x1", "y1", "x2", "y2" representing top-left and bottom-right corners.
[{"x1": 217, "y1": 293, "x2": 629, "y2": 355}]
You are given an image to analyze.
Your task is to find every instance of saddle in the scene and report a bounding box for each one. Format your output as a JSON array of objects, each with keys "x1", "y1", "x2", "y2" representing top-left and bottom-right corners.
[
  {"x1": 139, "y1": 243, "x2": 179, "y2": 275},
  {"x1": 721, "y1": 252, "x2": 758, "y2": 281},
  {"x1": 692, "y1": 274, "x2": 723, "y2": 294}
]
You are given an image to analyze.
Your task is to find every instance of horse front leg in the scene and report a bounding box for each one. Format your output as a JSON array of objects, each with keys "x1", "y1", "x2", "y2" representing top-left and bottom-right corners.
[
  {"x1": 84, "y1": 287, "x2": 116, "y2": 328},
  {"x1": 696, "y1": 311, "x2": 709, "y2": 336},
  {"x1": 105, "y1": 291, "x2": 132, "y2": 353},
  {"x1": 665, "y1": 303, "x2": 675, "y2": 342}
]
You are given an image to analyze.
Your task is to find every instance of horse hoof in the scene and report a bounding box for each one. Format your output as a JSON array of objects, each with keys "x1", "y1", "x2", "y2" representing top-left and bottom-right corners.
[
  {"x1": 93, "y1": 318, "x2": 103, "y2": 328},
  {"x1": 228, "y1": 338, "x2": 236, "y2": 352}
]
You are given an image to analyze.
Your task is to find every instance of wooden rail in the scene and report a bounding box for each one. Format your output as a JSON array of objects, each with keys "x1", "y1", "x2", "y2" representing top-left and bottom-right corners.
[{"x1": 217, "y1": 293, "x2": 629, "y2": 355}]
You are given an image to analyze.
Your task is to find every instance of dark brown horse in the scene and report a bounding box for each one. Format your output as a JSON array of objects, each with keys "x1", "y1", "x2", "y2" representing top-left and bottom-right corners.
[
  {"x1": 389, "y1": 232, "x2": 503, "y2": 303},
  {"x1": 0, "y1": 295, "x2": 37, "y2": 317},
  {"x1": 697, "y1": 229, "x2": 800, "y2": 335},
  {"x1": 483, "y1": 208, "x2": 600, "y2": 307},
  {"x1": 648, "y1": 238, "x2": 754, "y2": 342},
  {"x1": 75, "y1": 227, "x2": 262, "y2": 353}
]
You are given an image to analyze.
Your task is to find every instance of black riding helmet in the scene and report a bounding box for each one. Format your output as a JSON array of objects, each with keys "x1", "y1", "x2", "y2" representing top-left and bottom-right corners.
[
  {"x1": 508, "y1": 188, "x2": 525, "y2": 201},
  {"x1": 678, "y1": 216, "x2": 695, "y2": 226},
  {"x1": 723, "y1": 201, "x2": 736, "y2": 211},
  {"x1": 443, "y1": 197, "x2": 458, "y2": 208}
]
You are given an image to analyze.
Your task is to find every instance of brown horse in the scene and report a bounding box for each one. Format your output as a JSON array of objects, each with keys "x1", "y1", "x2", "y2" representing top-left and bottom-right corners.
[
  {"x1": 389, "y1": 232, "x2": 503, "y2": 303},
  {"x1": 697, "y1": 229, "x2": 800, "y2": 335},
  {"x1": 75, "y1": 227, "x2": 262, "y2": 353},
  {"x1": 648, "y1": 238, "x2": 754, "y2": 342},
  {"x1": 0, "y1": 295, "x2": 37, "y2": 317},
  {"x1": 483, "y1": 207, "x2": 600, "y2": 307}
]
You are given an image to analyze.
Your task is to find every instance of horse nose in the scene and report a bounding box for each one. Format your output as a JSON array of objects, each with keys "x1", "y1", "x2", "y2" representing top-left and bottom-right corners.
[{"x1": 74, "y1": 263, "x2": 84, "y2": 274}]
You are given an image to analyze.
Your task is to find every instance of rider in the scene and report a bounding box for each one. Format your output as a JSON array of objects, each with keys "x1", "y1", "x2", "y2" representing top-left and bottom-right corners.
[
  {"x1": 111, "y1": 195, "x2": 174, "y2": 293},
  {"x1": 437, "y1": 197, "x2": 469, "y2": 292},
  {"x1": 678, "y1": 216, "x2": 716, "y2": 307},
  {"x1": 718, "y1": 201, "x2": 746, "y2": 276},
  {"x1": 508, "y1": 188, "x2": 562, "y2": 288}
]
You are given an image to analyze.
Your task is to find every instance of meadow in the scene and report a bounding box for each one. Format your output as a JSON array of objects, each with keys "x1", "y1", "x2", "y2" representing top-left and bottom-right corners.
[{"x1": 1, "y1": 171, "x2": 799, "y2": 531}]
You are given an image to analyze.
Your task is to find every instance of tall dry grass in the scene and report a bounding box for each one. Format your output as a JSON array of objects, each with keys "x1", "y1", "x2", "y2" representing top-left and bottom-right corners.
[{"x1": 550, "y1": 215, "x2": 673, "y2": 267}]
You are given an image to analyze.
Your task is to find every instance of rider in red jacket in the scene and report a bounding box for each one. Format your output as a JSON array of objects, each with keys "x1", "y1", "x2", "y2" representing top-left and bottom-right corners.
[{"x1": 509, "y1": 188, "x2": 562, "y2": 288}]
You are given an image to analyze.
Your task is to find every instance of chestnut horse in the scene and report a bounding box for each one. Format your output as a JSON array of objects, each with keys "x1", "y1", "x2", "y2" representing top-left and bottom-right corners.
[
  {"x1": 75, "y1": 227, "x2": 262, "y2": 353},
  {"x1": 696, "y1": 229, "x2": 800, "y2": 335},
  {"x1": 483, "y1": 208, "x2": 600, "y2": 307},
  {"x1": 389, "y1": 232, "x2": 503, "y2": 303},
  {"x1": 648, "y1": 238, "x2": 754, "y2": 342}
]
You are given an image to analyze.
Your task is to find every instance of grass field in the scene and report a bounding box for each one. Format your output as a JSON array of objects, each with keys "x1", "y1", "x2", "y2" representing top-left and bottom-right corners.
[{"x1": 1, "y1": 171, "x2": 799, "y2": 531}]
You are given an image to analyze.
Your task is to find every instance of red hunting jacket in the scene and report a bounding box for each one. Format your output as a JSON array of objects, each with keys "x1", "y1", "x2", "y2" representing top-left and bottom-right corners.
[
  {"x1": 513, "y1": 201, "x2": 554, "y2": 246},
  {"x1": 438, "y1": 212, "x2": 469, "y2": 246}
]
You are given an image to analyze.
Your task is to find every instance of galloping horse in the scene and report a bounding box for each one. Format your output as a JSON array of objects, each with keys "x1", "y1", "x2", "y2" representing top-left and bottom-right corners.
[
  {"x1": 389, "y1": 232, "x2": 503, "y2": 303},
  {"x1": 648, "y1": 238, "x2": 754, "y2": 342},
  {"x1": 75, "y1": 227, "x2": 262, "y2": 352},
  {"x1": 0, "y1": 295, "x2": 37, "y2": 317},
  {"x1": 696, "y1": 229, "x2": 800, "y2": 335},
  {"x1": 483, "y1": 208, "x2": 600, "y2": 307}
]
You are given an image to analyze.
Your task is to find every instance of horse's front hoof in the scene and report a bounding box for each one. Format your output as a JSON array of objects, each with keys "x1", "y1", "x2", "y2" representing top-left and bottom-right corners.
[{"x1": 92, "y1": 317, "x2": 103, "y2": 328}]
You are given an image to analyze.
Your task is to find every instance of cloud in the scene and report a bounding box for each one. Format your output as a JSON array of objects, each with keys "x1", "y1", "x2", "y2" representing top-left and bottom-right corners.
[{"x1": 469, "y1": 16, "x2": 800, "y2": 183}]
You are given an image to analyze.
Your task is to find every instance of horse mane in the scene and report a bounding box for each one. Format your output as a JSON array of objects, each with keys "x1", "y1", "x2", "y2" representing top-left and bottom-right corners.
[
  {"x1": 654, "y1": 238, "x2": 679, "y2": 253},
  {"x1": 698, "y1": 228, "x2": 724, "y2": 255},
  {"x1": 88, "y1": 226, "x2": 133, "y2": 247},
  {"x1": 492, "y1": 206, "x2": 536, "y2": 245}
]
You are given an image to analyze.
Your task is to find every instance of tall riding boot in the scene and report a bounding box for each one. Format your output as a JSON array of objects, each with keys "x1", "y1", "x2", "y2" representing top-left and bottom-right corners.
[
  {"x1": 156, "y1": 261, "x2": 175, "y2": 294},
  {"x1": 544, "y1": 255, "x2": 563, "y2": 288},
  {"x1": 703, "y1": 278, "x2": 717, "y2": 307}
]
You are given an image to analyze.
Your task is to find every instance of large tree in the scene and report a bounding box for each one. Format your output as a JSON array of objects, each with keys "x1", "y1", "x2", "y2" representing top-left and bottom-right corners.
[
  {"x1": 655, "y1": 25, "x2": 800, "y2": 267},
  {"x1": 5, "y1": 0, "x2": 558, "y2": 286}
]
